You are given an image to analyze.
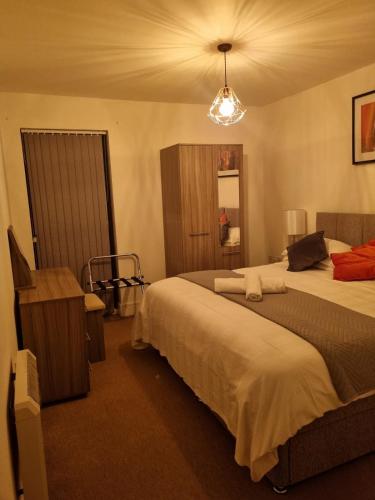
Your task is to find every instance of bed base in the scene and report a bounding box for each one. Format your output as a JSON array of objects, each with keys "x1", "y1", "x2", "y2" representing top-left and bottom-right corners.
[
  {"x1": 143, "y1": 345, "x2": 375, "y2": 492},
  {"x1": 267, "y1": 393, "x2": 375, "y2": 490}
]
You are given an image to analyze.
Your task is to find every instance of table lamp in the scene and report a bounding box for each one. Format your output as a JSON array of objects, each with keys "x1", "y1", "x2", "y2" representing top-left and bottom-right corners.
[{"x1": 285, "y1": 209, "x2": 306, "y2": 244}]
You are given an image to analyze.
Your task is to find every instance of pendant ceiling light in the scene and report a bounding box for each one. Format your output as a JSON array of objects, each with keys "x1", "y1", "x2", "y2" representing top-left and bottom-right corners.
[{"x1": 208, "y1": 43, "x2": 246, "y2": 126}]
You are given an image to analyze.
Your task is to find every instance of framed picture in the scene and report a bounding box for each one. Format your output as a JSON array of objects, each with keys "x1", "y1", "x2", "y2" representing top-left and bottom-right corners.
[
  {"x1": 352, "y1": 90, "x2": 375, "y2": 165},
  {"x1": 218, "y1": 150, "x2": 237, "y2": 171}
]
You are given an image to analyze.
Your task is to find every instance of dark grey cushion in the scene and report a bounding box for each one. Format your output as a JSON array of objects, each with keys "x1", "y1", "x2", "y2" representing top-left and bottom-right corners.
[{"x1": 287, "y1": 231, "x2": 328, "y2": 272}]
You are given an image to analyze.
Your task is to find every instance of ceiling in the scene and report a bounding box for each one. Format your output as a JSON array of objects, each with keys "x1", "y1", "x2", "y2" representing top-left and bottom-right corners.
[{"x1": 1, "y1": 0, "x2": 375, "y2": 106}]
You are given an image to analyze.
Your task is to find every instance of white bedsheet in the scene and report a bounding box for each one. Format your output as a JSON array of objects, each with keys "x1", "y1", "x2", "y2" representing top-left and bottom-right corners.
[{"x1": 133, "y1": 262, "x2": 375, "y2": 481}]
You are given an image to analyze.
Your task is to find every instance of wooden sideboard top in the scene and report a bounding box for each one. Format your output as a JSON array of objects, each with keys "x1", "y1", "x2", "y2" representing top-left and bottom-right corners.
[{"x1": 18, "y1": 267, "x2": 84, "y2": 304}]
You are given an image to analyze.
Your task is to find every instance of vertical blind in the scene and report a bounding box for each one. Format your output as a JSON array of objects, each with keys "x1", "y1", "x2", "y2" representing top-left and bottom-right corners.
[{"x1": 22, "y1": 131, "x2": 113, "y2": 288}]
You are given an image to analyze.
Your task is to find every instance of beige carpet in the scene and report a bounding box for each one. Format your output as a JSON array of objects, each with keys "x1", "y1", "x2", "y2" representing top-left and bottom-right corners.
[{"x1": 42, "y1": 317, "x2": 375, "y2": 500}]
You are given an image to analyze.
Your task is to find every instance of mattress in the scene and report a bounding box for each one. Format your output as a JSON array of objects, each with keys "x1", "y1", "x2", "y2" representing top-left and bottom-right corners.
[{"x1": 133, "y1": 262, "x2": 375, "y2": 481}]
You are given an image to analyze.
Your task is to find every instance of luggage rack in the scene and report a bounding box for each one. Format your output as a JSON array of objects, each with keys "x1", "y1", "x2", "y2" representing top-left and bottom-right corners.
[{"x1": 87, "y1": 253, "x2": 149, "y2": 294}]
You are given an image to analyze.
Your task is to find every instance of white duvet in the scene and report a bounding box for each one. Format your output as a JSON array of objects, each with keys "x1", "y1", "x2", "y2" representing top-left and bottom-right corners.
[{"x1": 133, "y1": 262, "x2": 375, "y2": 481}]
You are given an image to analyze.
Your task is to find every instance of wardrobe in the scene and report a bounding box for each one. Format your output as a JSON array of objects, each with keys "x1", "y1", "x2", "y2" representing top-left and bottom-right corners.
[{"x1": 160, "y1": 143, "x2": 244, "y2": 277}]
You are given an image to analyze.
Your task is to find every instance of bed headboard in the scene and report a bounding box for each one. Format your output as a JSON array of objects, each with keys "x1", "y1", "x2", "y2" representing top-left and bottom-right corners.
[{"x1": 316, "y1": 212, "x2": 375, "y2": 246}]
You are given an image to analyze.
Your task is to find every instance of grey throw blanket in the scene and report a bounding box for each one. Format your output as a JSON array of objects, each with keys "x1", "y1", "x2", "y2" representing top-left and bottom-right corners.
[{"x1": 179, "y1": 270, "x2": 375, "y2": 403}]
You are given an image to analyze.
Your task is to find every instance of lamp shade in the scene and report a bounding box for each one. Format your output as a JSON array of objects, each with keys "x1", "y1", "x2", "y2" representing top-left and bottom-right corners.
[
  {"x1": 285, "y1": 209, "x2": 306, "y2": 236},
  {"x1": 208, "y1": 43, "x2": 247, "y2": 126},
  {"x1": 208, "y1": 86, "x2": 246, "y2": 126}
]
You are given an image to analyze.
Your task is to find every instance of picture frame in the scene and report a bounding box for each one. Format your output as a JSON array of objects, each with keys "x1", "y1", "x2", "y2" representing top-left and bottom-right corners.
[
  {"x1": 352, "y1": 89, "x2": 375, "y2": 165},
  {"x1": 218, "y1": 150, "x2": 237, "y2": 171}
]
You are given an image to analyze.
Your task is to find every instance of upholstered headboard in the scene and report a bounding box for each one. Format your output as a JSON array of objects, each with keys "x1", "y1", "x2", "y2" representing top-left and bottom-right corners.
[{"x1": 316, "y1": 212, "x2": 375, "y2": 246}]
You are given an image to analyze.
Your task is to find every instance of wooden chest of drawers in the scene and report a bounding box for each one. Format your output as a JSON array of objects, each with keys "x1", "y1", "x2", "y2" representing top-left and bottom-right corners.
[{"x1": 18, "y1": 267, "x2": 89, "y2": 404}]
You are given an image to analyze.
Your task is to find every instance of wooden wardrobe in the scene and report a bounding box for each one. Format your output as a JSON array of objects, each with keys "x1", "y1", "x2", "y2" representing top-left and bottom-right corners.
[{"x1": 160, "y1": 144, "x2": 244, "y2": 277}]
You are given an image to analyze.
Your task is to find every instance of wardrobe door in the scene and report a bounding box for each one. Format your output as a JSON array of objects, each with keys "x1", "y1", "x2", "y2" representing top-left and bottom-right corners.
[
  {"x1": 179, "y1": 145, "x2": 216, "y2": 272},
  {"x1": 160, "y1": 145, "x2": 184, "y2": 277}
]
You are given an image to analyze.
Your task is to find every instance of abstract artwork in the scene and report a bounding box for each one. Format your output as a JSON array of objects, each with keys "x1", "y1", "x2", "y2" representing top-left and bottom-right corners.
[{"x1": 352, "y1": 90, "x2": 375, "y2": 164}]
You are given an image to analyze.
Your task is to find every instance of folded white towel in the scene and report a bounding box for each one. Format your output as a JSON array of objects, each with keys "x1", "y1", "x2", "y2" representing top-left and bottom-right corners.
[
  {"x1": 245, "y1": 271, "x2": 262, "y2": 301},
  {"x1": 214, "y1": 275, "x2": 286, "y2": 298},
  {"x1": 214, "y1": 277, "x2": 245, "y2": 294},
  {"x1": 260, "y1": 277, "x2": 286, "y2": 294}
]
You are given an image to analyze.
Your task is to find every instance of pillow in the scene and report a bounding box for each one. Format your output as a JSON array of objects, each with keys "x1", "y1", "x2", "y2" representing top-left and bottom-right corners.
[
  {"x1": 351, "y1": 245, "x2": 375, "y2": 259},
  {"x1": 352, "y1": 239, "x2": 375, "y2": 250},
  {"x1": 315, "y1": 238, "x2": 352, "y2": 270},
  {"x1": 331, "y1": 243, "x2": 375, "y2": 281},
  {"x1": 224, "y1": 226, "x2": 240, "y2": 246},
  {"x1": 281, "y1": 248, "x2": 288, "y2": 262},
  {"x1": 331, "y1": 252, "x2": 366, "y2": 265},
  {"x1": 333, "y1": 261, "x2": 375, "y2": 281},
  {"x1": 287, "y1": 231, "x2": 328, "y2": 272}
]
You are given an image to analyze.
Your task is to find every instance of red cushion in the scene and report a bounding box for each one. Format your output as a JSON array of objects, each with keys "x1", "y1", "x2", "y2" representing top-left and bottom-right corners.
[
  {"x1": 331, "y1": 252, "x2": 366, "y2": 265},
  {"x1": 354, "y1": 246, "x2": 375, "y2": 259},
  {"x1": 332, "y1": 242, "x2": 375, "y2": 281},
  {"x1": 351, "y1": 239, "x2": 375, "y2": 250},
  {"x1": 333, "y1": 260, "x2": 375, "y2": 281}
]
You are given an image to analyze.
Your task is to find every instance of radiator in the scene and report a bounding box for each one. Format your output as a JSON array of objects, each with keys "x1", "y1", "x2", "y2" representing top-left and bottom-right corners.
[{"x1": 14, "y1": 349, "x2": 49, "y2": 500}]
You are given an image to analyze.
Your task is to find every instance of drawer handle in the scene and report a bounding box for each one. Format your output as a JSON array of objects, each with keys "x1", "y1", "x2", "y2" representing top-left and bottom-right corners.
[
  {"x1": 85, "y1": 332, "x2": 91, "y2": 341},
  {"x1": 223, "y1": 251, "x2": 240, "y2": 256},
  {"x1": 189, "y1": 232, "x2": 210, "y2": 237}
]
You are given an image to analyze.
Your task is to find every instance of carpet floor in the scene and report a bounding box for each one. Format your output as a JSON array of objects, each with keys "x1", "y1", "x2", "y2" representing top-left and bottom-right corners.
[{"x1": 42, "y1": 317, "x2": 375, "y2": 500}]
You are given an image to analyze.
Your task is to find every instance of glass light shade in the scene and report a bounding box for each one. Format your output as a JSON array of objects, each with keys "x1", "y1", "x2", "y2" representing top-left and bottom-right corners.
[
  {"x1": 285, "y1": 209, "x2": 306, "y2": 235},
  {"x1": 208, "y1": 86, "x2": 246, "y2": 126}
]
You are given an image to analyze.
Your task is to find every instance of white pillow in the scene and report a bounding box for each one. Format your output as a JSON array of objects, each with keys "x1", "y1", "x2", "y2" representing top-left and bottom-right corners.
[
  {"x1": 315, "y1": 238, "x2": 352, "y2": 270},
  {"x1": 224, "y1": 226, "x2": 240, "y2": 246}
]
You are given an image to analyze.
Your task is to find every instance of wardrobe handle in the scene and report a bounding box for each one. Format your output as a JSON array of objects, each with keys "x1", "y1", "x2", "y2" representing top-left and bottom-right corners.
[{"x1": 189, "y1": 232, "x2": 210, "y2": 237}]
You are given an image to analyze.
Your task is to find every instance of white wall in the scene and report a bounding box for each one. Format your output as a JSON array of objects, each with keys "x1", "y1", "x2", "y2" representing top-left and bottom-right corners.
[
  {"x1": 0, "y1": 132, "x2": 17, "y2": 500},
  {"x1": 262, "y1": 62, "x2": 375, "y2": 256},
  {"x1": 0, "y1": 93, "x2": 267, "y2": 284}
]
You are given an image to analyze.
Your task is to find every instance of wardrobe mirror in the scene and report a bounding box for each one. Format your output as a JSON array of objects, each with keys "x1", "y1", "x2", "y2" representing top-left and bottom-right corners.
[{"x1": 217, "y1": 155, "x2": 240, "y2": 248}]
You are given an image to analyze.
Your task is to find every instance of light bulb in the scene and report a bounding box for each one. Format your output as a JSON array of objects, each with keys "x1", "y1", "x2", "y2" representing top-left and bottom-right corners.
[
  {"x1": 219, "y1": 98, "x2": 235, "y2": 117},
  {"x1": 208, "y1": 86, "x2": 246, "y2": 126}
]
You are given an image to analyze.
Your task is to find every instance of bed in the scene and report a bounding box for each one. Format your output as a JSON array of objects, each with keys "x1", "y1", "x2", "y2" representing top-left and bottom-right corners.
[{"x1": 133, "y1": 212, "x2": 375, "y2": 491}]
